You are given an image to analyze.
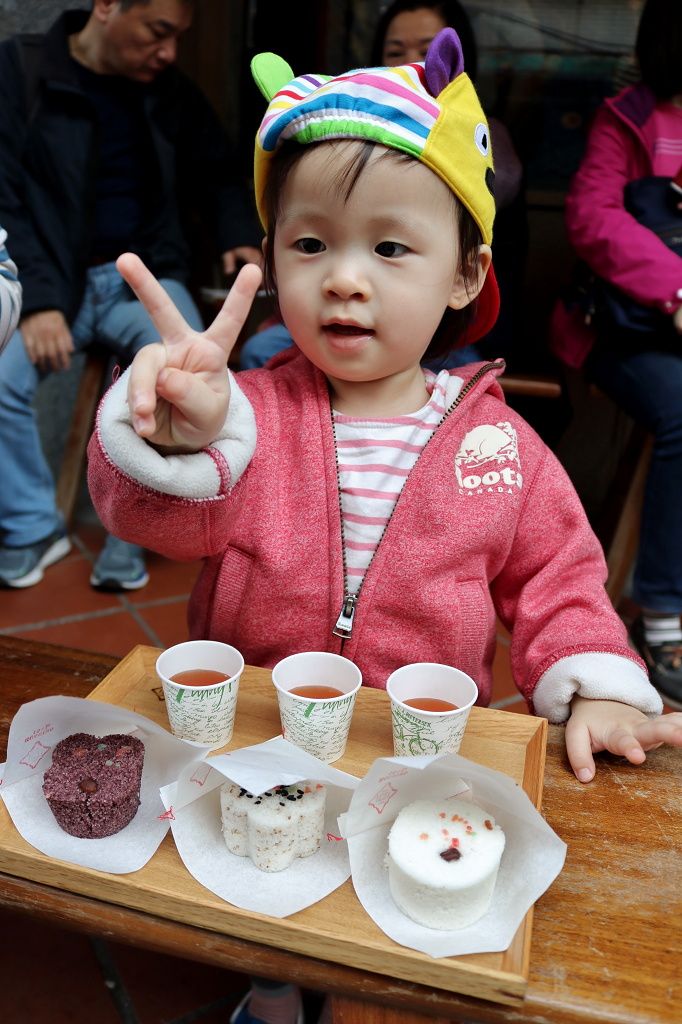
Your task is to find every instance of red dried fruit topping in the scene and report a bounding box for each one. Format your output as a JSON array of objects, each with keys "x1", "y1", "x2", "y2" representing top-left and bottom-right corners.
[
  {"x1": 440, "y1": 846, "x2": 461, "y2": 861},
  {"x1": 78, "y1": 778, "x2": 98, "y2": 794},
  {"x1": 316, "y1": 784, "x2": 323, "y2": 789},
  {"x1": 115, "y1": 747, "x2": 131, "y2": 758},
  {"x1": 441, "y1": 829, "x2": 449, "y2": 836},
  {"x1": 420, "y1": 833, "x2": 429, "y2": 840},
  {"x1": 305, "y1": 787, "x2": 311, "y2": 793},
  {"x1": 74, "y1": 748, "x2": 86, "y2": 758},
  {"x1": 451, "y1": 837, "x2": 460, "y2": 847},
  {"x1": 485, "y1": 819, "x2": 493, "y2": 830},
  {"x1": 439, "y1": 812, "x2": 446, "y2": 819}
]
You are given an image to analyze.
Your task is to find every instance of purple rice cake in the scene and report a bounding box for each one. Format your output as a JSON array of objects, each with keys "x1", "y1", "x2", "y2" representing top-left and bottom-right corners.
[{"x1": 42, "y1": 732, "x2": 145, "y2": 839}]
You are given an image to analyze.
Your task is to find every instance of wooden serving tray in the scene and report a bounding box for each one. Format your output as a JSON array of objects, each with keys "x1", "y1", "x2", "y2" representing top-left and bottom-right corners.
[{"x1": 0, "y1": 645, "x2": 547, "y2": 1007}]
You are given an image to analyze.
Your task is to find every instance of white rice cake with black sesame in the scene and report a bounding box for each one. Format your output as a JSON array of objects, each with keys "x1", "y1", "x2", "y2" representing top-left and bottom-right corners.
[
  {"x1": 219, "y1": 781, "x2": 250, "y2": 857},
  {"x1": 220, "y1": 779, "x2": 326, "y2": 872},
  {"x1": 387, "y1": 798, "x2": 505, "y2": 930}
]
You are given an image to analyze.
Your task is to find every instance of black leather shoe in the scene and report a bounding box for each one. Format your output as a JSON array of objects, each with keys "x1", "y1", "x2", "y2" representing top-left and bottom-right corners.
[{"x1": 630, "y1": 616, "x2": 682, "y2": 710}]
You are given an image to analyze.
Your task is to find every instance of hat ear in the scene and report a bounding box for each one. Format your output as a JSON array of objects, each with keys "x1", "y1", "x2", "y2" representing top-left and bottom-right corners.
[
  {"x1": 424, "y1": 28, "x2": 465, "y2": 97},
  {"x1": 251, "y1": 53, "x2": 295, "y2": 102}
]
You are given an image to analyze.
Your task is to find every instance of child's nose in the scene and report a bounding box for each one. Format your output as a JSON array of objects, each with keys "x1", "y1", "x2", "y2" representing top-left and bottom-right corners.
[{"x1": 323, "y1": 257, "x2": 370, "y2": 302}]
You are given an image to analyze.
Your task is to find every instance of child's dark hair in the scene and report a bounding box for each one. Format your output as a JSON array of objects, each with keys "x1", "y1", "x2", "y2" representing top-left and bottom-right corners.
[
  {"x1": 262, "y1": 140, "x2": 483, "y2": 361},
  {"x1": 636, "y1": 0, "x2": 682, "y2": 100}
]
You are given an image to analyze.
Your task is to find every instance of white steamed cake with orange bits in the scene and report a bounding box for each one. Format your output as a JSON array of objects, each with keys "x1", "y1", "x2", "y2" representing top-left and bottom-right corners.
[{"x1": 387, "y1": 798, "x2": 505, "y2": 930}]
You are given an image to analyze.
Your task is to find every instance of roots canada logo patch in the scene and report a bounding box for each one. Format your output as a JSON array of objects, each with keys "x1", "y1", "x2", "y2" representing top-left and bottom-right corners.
[{"x1": 455, "y1": 422, "x2": 522, "y2": 496}]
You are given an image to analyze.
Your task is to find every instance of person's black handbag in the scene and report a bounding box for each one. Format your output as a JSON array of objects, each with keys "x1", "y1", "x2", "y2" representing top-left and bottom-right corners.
[{"x1": 594, "y1": 176, "x2": 682, "y2": 332}]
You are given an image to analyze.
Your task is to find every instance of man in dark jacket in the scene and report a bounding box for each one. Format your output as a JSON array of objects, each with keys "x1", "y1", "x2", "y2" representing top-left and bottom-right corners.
[{"x1": 0, "y1": 0, "x2": 262, "y2": 589}]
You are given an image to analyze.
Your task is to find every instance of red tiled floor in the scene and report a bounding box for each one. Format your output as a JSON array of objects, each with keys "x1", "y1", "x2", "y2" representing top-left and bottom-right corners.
[
  {"x1": 490, "y1": 638, "x2": 514, "y2": 700},
  {"x1": 0, "y1": 909, "x2": 120, "y2": 1024},
  {"x1": 137, "y1": 599, "x2": 191, "y2": 647},
  {"x1": 496, "y1": 619, "x2": 511, "y2": 643},
  {"x1": 109, "y1": 941, "x2": 247, "y2": 1024},
  {"x1": 13, "y1": 612, "x2": 152, "y2": 658},
  {"x1": 71, "y1": 522, "x2": 108, "y2": 556},
  {"x1": 70, "y1": 524, "x2": 202, "y2": 606},
  {"x1": 490, "y1": 626, "x2": 529, "y2": 715},
  {"x1": 126, "y1": 551, "x2": 203, "y2": 605},
  {"x1": 0, "y1": 553, "x2": 120, "y2": 631}
]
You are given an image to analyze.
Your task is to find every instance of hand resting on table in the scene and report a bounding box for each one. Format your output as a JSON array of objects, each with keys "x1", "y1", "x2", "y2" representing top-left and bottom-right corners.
[
  {"x1": 567, "y1": 695, "x2": 682, "y2": 782},
  {"x1": 116, "y1": 252, "x2": 262, "y2": 454}
]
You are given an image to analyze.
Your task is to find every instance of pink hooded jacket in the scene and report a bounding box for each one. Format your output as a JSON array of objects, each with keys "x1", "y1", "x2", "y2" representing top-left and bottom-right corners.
[
  {"x1": 559, "y1": 84, "x2": 682, "y2": 366},
  {"x1": 88, "y1": 349, "x2": 657, "y2": 723}
]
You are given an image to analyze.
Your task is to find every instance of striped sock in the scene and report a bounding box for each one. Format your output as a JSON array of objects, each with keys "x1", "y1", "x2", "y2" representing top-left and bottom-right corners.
[
  {"x1": 642, "y1": 612, "x2": 682, "y2": 646},
  {"x1": 248, "y1": 983, "x2": 301, "y2": 1024}
]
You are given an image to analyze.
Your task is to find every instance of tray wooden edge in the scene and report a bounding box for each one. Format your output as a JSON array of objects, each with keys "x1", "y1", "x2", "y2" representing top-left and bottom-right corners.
[
  {"x1": 1, "y1": 644, "x2": 545, "y2": 1008},
  {"x1": 85, "y1": 645, "x2": 152, "y2": 704},
  {"x1": 85, "y1": 645, "x2": 545, "y2": 1003},
  {"x1": 0, "y1": 832, "x2": 526, "y2": 1007}
]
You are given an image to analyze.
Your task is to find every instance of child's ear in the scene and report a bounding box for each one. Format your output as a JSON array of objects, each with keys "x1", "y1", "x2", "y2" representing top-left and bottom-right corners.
[{"x1": 448, "y1": 244, "x2": 492, "y2": 310}]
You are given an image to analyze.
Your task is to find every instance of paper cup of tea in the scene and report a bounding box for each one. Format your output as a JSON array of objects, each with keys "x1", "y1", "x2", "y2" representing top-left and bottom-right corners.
[
  {"x1": 271, "y1": 652, "x2": 362, "y2": 764},
  {"x1": 156, "y1": 640, "x2": 244, "y2": 749},
  {"x1": 386, "y1": 663, "x2": 478, "y2": 757}
]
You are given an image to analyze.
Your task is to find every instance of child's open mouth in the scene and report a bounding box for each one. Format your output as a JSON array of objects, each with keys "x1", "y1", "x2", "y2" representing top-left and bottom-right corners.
[{"x1": 323, "y1": 322, "x2": 375, "y2": 349}]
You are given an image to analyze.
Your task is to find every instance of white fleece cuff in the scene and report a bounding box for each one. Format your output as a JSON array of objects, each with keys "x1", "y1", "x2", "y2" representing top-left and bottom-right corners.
[
  {"x1": 533, "y1": 652, "x2": 663, "y2": 723},
  {"x1": 99, "y1": 366, "x2": 257, "y2": 499}
]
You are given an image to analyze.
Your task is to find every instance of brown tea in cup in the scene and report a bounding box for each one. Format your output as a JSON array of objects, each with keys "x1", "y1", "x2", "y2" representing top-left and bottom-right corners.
[
  {"x1": 288, "y1": 684, "x2": 345, "y2": 699},
  {"x1": 402, "y1": 697, "x2": 459, "y2": 712},
  {"x1": 170, "y1": 669, "x2": 229, "y2": 687}
]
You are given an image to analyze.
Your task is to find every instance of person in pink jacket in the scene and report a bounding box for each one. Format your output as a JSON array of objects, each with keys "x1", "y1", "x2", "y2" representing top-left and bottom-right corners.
[
  {"x1": 565, "y1": 0, "x2": 682, "y2": 709},
  {"x1": 88, "y1": 35, "x2": 680, "y2": 779},
  {"x1": 88, "y1": 34, "x2": 682, "y2": 1024}
]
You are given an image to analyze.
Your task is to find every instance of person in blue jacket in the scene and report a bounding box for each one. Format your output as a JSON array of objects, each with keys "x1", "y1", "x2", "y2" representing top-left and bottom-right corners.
[{"x1": 0, "y1": 227, "x2": 21, "y2": 357}]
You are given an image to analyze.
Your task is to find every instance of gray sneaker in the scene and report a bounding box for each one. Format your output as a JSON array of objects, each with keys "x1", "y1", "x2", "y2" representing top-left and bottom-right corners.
[
  {"x1": 90, "y1": 535, "x2": 149, "y2": 591},
  {"x1": 0, "y1": 529, "x2": 72, "y2": 588}
]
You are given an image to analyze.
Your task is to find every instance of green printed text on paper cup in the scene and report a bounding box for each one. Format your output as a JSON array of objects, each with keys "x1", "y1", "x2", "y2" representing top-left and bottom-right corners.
[
  {"x1": 156, "y1": 641, "x2": 244, "y2": 750},
  {"x1": 271, "y1": 651, "x2": 363, "y2": 764},
  {"x1": 386, "y1": 662, "x2": 478, "y2": 758},
  {"x1": 279, "y1": 692, "x2": 356, "y2": 761},
  {"x1": 390, "y1": 702, "x2": 471, "y2": 756}
]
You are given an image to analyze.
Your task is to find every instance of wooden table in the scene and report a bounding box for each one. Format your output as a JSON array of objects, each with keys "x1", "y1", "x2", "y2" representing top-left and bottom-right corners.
[{"x1": 0, "y1": 635, "x2": 680, "y2": 1024}]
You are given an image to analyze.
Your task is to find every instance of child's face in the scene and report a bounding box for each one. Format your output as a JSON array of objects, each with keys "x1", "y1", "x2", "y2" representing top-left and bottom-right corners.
[{"x1": 271, "y1": 142, "x2": 480, "y2": 385}]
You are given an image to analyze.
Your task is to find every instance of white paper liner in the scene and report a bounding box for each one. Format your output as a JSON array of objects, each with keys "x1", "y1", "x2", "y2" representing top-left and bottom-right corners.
[
  {"x1": 339, "y1": 753, "x2": 567, "y2": 958},
  {"x1": 159, "y1": 737, "x2": 360, "y2": 916},
  {"x1": 0, "y1": 696, "x2": 210, "y2": 874}
]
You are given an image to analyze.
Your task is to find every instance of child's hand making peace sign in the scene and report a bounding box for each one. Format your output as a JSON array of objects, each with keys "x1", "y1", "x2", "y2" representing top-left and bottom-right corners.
[{"x1": 116, "y1": 253, "x2": 262, "y2": 454}]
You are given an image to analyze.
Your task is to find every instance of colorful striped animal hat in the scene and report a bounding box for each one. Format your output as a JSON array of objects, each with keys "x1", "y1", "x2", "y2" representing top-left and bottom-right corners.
[{"x1": 251, "y1": 28, "x2": 499, "y2": 342}]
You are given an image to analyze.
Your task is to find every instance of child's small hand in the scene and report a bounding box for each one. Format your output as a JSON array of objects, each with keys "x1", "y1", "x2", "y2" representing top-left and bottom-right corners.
[
  {"x1": 116, "y1": 253, "x2": 262, "y2": 452},
  {"x1": 566, "y1": 695, "x2": 682, "y2": 782}
]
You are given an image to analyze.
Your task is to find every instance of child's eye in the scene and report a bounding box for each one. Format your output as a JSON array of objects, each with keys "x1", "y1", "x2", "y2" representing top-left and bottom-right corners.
[
  {"x1": 295, "y1": 238, "x2": 326, "y2": 254},
  {"x1": 375, "y1": 241, "x2": 408, "y2": 258}
]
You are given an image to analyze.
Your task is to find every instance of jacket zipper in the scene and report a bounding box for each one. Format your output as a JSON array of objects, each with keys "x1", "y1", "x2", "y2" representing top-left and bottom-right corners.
[{"x1": 331, "y1": 361, "x2": 503, "y2": 643}]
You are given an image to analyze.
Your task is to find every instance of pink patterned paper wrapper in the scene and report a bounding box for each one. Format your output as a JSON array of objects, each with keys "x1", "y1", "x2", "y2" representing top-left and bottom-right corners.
[
  {"x1": 0, "y1": 695, "x2": 209, "y2": 873},
  {"x1": 338, "y1": 752, "x2": 567, "y2": 958},
  {"x1": 159, "y1": 736, "x2": 359, "y2": 917}
]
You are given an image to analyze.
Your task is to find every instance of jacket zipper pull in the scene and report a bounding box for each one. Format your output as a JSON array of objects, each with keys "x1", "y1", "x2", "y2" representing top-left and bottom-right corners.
[{"x1": 333, "y1": 594, "x2": 357, "y2": 639}]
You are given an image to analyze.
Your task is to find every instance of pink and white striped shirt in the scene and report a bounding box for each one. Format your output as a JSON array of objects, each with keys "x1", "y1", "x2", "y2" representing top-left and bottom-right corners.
[{"x1": 333, "y1": 369, "x2": 463, "y2": 593}]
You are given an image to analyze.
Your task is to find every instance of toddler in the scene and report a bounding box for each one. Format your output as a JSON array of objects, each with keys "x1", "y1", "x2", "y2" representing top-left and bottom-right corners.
[
  {"x1": 88, "y1": 33, "x2": 682, "y2": 1024},
  {"x1": 89, "y1": 30, "x2": 682, "y2": 792}
]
